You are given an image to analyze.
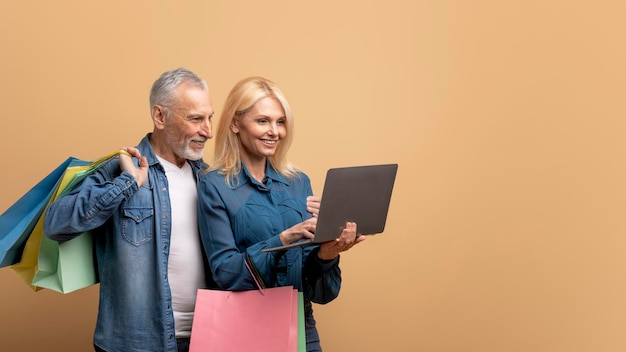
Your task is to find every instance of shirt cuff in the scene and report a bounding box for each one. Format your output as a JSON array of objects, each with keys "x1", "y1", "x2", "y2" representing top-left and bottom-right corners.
[
  {"x1": 265, "y1": 235, "x2": 284, "y2": 251},
  {"x1": 309, "y1": 247, "x2": 340, "y2": 271},
  {"x1": 113, "y1": 172, "x2": 139, "y2": 199}
]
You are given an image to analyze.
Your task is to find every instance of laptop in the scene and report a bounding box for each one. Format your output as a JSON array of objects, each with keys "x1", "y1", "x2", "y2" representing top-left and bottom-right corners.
[{"x1": 262, "y1": 163, "x2": 398, "y2": 252}]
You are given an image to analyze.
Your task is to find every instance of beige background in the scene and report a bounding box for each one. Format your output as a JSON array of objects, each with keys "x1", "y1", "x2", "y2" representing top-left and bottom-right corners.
[{"x1": 1, "y1": 0, "x2": 626, "y2": 351}]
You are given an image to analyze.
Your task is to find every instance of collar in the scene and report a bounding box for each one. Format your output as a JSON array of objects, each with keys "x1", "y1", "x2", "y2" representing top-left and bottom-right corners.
[
  {"x1": 138, "y1": 133, "x2": 209, "y2": 172},
  {"x1": 238, "y1": 161, "x2": 289, "y2": 191}
]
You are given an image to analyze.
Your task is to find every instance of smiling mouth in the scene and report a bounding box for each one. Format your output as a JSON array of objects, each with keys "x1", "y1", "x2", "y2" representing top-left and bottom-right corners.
[
  {"x1": 191, "y1": 140, "x2": 206, "y2": 147},
  {"x1": 261, "y1": 139, "x2": 277, "y2": 145}
]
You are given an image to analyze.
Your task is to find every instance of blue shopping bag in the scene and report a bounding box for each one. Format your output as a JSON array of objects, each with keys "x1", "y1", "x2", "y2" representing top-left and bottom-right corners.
[{"x1": 0, "y1": 157, "x2": 78, "y2": 267}]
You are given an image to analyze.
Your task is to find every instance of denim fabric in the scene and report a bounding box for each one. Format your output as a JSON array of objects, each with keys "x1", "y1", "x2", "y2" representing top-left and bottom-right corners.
[
  {"x1": 45, "y1": 134, "x2": 208, "y2": 352},
  {"x1": 305, "y1": 300, "x2": 322, "y2": 352},
  {"x1": 198, "y1": 162, "x2": 342, "y2": 350}
]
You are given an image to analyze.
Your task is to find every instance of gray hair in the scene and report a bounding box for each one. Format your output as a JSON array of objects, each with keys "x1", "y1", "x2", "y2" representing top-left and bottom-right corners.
[{"x1": 149, "y1": 68, "x2": 208, "y2": 109}]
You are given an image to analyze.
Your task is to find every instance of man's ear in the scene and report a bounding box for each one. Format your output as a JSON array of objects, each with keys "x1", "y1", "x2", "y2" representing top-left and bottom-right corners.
[{"x1": 152, "y1": 105, "x2": 166, "y2": 129}]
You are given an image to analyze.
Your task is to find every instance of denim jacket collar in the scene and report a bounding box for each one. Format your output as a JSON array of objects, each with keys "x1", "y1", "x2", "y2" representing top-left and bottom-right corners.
[{"x1": 141, "y1": 133, "x2": 209, "y2": 176}]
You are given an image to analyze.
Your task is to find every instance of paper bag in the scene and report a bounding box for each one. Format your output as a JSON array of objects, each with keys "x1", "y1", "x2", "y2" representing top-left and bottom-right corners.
[
  {"x1": 10, "y1": 158, "x2": 90, "y2": 291},
  {"x1": 0, "y1": 157, "x2": 77, "y2": 267},
  {"x1": 189, "y1": 286, "x2": 304, "y2": 352},
  {"x1": 10, "y1": 150, "x2": 127, "y2": 293}
]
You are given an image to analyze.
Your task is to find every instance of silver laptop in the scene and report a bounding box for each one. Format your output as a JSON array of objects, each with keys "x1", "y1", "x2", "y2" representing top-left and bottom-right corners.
[{"x1": 262, "y1": 163, "x2": 398, "y2": 252}]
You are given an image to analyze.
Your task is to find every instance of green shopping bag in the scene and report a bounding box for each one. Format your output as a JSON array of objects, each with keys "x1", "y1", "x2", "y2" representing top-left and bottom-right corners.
[
  {"x1": 297, "y1": 292, "x2": 305, "y2": 352},
  {"x1": 30, "y1": 231, "x2": 97, "y2": 293}
]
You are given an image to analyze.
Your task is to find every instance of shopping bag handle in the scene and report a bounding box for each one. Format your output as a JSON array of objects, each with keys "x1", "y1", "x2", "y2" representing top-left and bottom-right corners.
[{"x1": 244, "y1": 258, "x2": 265, "y2": 295}]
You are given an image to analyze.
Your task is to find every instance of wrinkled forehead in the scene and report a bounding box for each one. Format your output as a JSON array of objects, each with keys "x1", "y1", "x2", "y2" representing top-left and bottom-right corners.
[{"x1": 169, "y1": 83, "x2": 212, "y2": 111}]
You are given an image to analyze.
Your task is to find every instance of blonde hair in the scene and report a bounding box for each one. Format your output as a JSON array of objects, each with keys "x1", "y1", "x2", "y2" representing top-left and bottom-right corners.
[{"x1": 211, "y1": 76, "x2": 300, "y2": 186}]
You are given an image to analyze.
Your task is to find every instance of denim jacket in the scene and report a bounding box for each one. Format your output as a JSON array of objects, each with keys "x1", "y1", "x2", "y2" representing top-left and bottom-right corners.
[{"x1": 44, "y1": 134, "x2": 209, "y2": 352}]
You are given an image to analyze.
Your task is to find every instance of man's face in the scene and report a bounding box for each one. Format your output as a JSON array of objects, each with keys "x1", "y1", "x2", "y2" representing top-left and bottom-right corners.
[{"x1": 160, "y1": 82, "x2": 214, "y2": 165}]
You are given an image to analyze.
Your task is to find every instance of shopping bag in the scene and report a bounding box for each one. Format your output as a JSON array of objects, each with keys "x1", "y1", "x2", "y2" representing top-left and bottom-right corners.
[
  {"x1": 189, "y1": 286, "x2": 302, "y2": 352},
  {"x1": 9, "y1": 158, "x2": 89, "y2": 291},
  {"x1": 297, "y1": 292, "x2": 305, "y2": 352},
  {"x1": 11, "y1": 150, "x2": 127, "y2": 293},
  {"x1": 0, "y1": 157, "x2": 77, "y2": 267},
  {"x1": 291, "y1": 291, "x2": 306, "y2": 352},
  {"x1": 190, "y1": 259, "x2": 305, "y2": 352},
  {"x1": 30, "y1": 231, "x2": 96, "y2": 293}
]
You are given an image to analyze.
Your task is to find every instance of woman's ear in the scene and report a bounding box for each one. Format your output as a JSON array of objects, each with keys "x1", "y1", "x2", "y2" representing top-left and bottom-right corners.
[{"x1": 230, "y1": 118, "x2": 239, "y2": 134}]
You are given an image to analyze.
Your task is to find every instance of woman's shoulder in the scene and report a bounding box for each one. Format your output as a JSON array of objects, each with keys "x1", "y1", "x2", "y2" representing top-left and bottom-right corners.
[
  {"x1": 199, "y1": 168, "x2": 225, "y2": 185},
  {"x1": 200, "y1": 168, "x2": 246, "y2": 189},
  {"x1": 294, "y1": 170, "x2": 310, "y2": 181},
  {"x1": 204, "y1": 168, "x2": 222, "y2": 177},
  {"x1": 288, "y1": 170, "x2": 311, "y2": 188}
]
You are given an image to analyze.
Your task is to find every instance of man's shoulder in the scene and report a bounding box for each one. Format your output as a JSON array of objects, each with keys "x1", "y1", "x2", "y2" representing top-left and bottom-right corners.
[{"x1": 189, "y1": 158, "x2": 209, "y2": 172}]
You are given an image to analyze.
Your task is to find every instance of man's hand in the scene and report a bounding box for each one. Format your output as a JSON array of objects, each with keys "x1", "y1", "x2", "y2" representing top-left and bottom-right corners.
[{"x1": 119, "y1": 147, "x2": 149, "y2": 187}]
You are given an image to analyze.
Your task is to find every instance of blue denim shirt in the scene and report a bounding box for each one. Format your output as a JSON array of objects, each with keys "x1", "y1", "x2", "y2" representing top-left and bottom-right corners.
[
  {"x1": 197, "y1": 163, "x2": 342, "y2": 349},
  {"x1": 44, "y1": 134, "x2": 208, "y2": 352}
]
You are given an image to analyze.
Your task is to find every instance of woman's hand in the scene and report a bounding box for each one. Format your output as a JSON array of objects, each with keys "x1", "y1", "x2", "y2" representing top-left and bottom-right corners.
[
  {"x1": 318, "y1": 222, "x2": 366, "y2": 260},
  {"x1": 306, "y1": 195, "x2": 321, "y2": 218},
  {"x1": 279, "y1": 217, "x2": 317, "y2": 246}
]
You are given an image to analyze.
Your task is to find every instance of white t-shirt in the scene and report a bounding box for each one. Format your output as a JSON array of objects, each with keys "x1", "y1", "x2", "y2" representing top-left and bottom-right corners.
[{"x1": 158, "y1": 156, "x2": 206, "y2": 338}]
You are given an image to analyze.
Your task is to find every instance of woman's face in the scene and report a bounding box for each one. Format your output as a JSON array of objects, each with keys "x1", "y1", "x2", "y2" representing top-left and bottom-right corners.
[{"x1": 232, "y1": 96, "x2": 286, "y2": 165}]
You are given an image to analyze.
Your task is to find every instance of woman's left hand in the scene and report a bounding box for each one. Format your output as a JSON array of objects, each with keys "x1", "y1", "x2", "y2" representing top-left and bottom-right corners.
[
  {"x1": 317, "y1": 222, "x2": 366, "y2": 260},
  {"x1": 306, "y1": 195, "x2": 321, "y2": 218}
]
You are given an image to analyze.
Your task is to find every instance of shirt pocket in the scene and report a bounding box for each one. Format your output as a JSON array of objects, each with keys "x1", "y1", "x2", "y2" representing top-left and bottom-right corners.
[
  {"x1": 122, "y1": 206, "x2": 154, "y2": 245},
  {"x1": 278, "y1": 198, "x2": 306, "y2": 227}
]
